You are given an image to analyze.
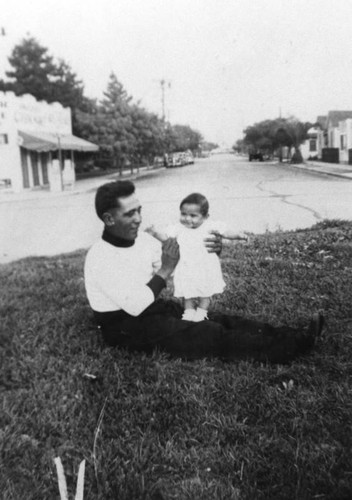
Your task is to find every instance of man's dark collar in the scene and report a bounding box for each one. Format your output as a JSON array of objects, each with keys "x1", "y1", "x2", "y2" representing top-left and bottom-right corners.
[{"x1": 102, "y1": 228, "x2": 135, "y2": 247}]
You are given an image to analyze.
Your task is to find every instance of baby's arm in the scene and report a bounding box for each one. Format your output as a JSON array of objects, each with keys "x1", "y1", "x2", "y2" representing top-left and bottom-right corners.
[
  {"x1": 220, "y1": 228, "x2": 249, "y2": 241},
  {"x1": 145, "y1": 224, "x2": 169, "y2": 242}
]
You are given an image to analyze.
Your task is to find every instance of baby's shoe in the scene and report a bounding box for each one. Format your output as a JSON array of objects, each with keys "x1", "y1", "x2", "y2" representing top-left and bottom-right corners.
[
  {"x1": 193, "y1": 308, "x2": 209, "y2": 322},
  {"x1": 182, "y1": 309, "x2": 196, "y2": 321}
]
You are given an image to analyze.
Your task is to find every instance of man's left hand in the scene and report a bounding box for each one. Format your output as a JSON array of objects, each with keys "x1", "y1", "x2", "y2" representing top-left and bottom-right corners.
[{"x1": 204, "y1": 230, "x2": 223, "y2": 255}]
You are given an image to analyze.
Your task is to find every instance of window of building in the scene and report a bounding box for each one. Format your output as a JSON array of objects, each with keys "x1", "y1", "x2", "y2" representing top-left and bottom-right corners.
[
  {"x1": 0, "y1": 133, "x2": 8, "y2": 144},
  {"x1": 340, "y1": 134, "x2": 346, "y2": 150},
  {"x1": 330, "y1": 131, "x2": 335, "y2": 147},
  {"x1": 30, "y1": 151, "x2": 40, "y2": 186},
  {"x1": 309, "y1": 139, "x2": 317, "y2": 152}
]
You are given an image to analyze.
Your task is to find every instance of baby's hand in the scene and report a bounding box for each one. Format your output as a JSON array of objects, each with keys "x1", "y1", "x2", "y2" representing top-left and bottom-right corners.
[{"x1": 145, "y1": 225, "x2": 156, "y2": 236}]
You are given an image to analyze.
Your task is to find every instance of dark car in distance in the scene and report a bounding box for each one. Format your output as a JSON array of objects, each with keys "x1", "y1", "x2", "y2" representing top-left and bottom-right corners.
[{"x1": 249, "y1": 150, "x2": 264, "y2": 161}]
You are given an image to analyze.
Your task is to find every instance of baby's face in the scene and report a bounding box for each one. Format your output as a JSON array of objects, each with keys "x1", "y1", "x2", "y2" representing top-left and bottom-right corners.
[{"x1": 180, "y1": 203, "x2": 207, "y2": 229}]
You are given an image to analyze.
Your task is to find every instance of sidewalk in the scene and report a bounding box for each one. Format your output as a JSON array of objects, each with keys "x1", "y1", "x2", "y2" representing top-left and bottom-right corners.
[
  {"x1": 287, "y1": 160, "x2": 352, "y2": 180},
  {"x1": 0, "y1": 164, "x2": 164, "y2": 202}
]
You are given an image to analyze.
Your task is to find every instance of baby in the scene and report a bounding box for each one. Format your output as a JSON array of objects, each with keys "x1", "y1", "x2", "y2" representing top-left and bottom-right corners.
[{"x1": 146, "y1": 192, "x2": 248, "y2": 321}]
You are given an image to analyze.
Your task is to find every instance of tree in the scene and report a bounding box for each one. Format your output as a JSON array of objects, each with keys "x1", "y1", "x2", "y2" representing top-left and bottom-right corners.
[
  {"x1": 243, "y1": 119, "x2": 278, "y2": 155},
  {"x1": 130, "y1": 104, "x2": 164, "y2": 163},
  {"x1": 4, "y1": 37, "x2": 57, "y2": 101},
  {"x1": 98, "y1": 73, "x2": 136, "y2": 172},
  {"x1": 201, "y1": 141, "x2": 219, "y2": 153},
  {"x1": 281, "y1": 117, "x2": 312, "y2": 163},
  {"x1": 232, "y1": 138, "x2": 244, "y2": 153},
  {"x1": 1, "y1": 36, "x2": 92, "y2": 135},
  {"x1": 243, "y1": 117, "x2": 312, "y2": 163},
  {"x1": 1, "y1": 36, "x2": 207, "y2": 169},
  {"x1": 95, "y1": 74, "x2": 204, "y2": 170},
  {"x1": 166, "y1": 124, "x2": 203, "y2": 153}
]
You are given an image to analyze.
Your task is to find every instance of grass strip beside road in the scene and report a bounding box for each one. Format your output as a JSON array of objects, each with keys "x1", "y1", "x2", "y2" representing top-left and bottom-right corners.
[{"x1": 1, "y1": 220, "x2": 352, "y2": 499}]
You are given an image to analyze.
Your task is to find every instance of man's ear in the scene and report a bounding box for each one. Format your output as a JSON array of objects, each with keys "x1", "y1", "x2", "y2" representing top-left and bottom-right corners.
[{"x1": 102, "y1": 212, "x2": 115, "y2": 226}]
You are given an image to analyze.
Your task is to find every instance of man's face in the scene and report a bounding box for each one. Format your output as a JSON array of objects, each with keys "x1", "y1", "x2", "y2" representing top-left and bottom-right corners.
[{"x1": 106, "y1": 194, "x2": 142, "y2": 240}]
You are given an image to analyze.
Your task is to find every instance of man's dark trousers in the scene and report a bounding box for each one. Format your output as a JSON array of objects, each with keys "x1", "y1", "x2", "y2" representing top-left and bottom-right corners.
[{"x1": 94, "y1": 299, "x2": 316, "y2": 364}]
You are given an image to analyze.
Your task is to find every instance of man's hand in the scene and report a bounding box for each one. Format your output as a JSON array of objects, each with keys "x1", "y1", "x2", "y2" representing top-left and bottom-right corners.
[
  {"x1": 204, "y1": 230, "x2": 223, "y2": 255},
  {"x1": 157, "y1": 238, "x2": 180, "y2": 280}
]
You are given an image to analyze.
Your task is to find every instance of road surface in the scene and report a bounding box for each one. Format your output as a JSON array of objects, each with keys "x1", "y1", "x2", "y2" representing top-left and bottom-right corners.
[{"x1": 1, "y1": 154, "x2": 352, "y2": 263}]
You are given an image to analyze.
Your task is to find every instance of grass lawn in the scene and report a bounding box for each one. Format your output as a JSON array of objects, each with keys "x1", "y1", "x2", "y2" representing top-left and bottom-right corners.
[{"x1": 1, "y1": 219, "x2": 352, "y2": 500}]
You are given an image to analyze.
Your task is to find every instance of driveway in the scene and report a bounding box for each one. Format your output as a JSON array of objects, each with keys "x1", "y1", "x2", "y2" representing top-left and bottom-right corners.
[{"x1": 1, "y1": 155, "x2": 352, "y2": 264}]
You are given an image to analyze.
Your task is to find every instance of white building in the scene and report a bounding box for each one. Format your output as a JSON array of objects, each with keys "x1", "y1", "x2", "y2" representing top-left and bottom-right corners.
[
  {"x1": 324, "y1": 110, "x2": 352, "y2": 164},
  {"x1": 301, "y1": 125, "x2": 325, "y2": 160},
  {"x1": 0, "y1": 91, "x2": 98, "y2": 192},
  {"x1": 338, "y1": 118, "x2": 352, "y2": 164}
]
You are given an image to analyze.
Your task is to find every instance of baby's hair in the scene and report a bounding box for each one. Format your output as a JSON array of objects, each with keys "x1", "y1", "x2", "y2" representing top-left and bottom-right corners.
[{"x1": 180, "y1": 193, "x2": 209, "y2": 216}]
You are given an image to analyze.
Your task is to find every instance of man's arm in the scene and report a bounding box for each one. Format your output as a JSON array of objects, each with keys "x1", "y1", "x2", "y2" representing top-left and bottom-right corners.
[
  {"x1": 137, "y1": 237, "x2": 180, "y2": 311},
  {"x1": 154, "y1": 237, "x2": 180, "y2": 281},
  {"x1": 85, "y1": 238, "x2": 179, "y2": 317},
  {"x1": 203, "y1": 228, "x2": 249, "y2": 255},
  {"x1": 113, "y1": 238, "x2": 180, "y2": 316}
]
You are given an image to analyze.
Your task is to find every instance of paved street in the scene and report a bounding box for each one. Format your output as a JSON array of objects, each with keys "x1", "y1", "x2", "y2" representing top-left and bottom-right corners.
[{"x1": 2, "y1": 154, "x2": 352, "y2": 264}]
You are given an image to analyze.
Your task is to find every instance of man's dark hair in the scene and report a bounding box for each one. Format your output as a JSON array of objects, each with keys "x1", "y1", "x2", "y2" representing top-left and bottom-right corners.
[
  {"x1": 95, "y1": 181, "x2": 135, "y2": 220},
  {"x1": 180, "y1": 192, "x2": 209, "y2": 216}
]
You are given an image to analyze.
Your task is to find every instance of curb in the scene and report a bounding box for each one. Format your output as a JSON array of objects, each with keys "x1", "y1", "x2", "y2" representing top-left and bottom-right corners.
[
  {"x1": 275, "y1": 161, "x2": 352, "y2": 181},
  {"x1": 0, "y1": 165, "x2": 165, "y2": 203}
]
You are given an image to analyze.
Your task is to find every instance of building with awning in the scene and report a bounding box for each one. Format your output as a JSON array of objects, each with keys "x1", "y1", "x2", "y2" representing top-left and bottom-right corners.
[
  {"x1": 18, "y1": 130, "x2": 99, "y2": 153},
  {"x1": 0, "y1": 91, "x2": 98, "y2": 192}
]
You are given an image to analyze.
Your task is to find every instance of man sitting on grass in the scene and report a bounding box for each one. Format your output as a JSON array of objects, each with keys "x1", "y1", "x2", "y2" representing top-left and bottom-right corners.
[{"x1": 84, "y1": 180, "x2": 324, "y2": 364}]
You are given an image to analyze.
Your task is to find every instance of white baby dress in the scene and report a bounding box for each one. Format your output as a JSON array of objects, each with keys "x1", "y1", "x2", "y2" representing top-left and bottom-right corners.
[{"x1": 167, "y1": 220, "x2": 227, "y2": 299}]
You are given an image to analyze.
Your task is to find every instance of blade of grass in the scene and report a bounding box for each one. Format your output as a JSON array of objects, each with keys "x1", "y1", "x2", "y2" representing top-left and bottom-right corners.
[
  {"x1": 93, "y1": 397, "x2": 108, "y2": 485},
  {"x1": 54, "y1": 457, "x2": 69, "y2": 500},
  {"x1": 74, "y1": 459, "x2": 86, "y2": 500}
]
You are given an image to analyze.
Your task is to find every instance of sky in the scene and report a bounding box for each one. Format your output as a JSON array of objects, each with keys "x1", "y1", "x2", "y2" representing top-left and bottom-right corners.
[{"x1": 2, "y1": 0, "x2": 352, "y2": 146}]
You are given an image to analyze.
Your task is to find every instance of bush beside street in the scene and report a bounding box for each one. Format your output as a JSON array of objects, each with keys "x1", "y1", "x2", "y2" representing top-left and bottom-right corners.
[{"x1": 1, "y1": 220, "x2": 352, "y2": 499}]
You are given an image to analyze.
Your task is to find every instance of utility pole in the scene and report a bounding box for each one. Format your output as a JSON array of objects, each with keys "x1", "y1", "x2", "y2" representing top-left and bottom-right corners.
[
  {"x1": 160, "y1": 79, "x2": 165, "y2": 122},
  {"x1": 159, "y1": 79, "x2": 171, "y2": 123},
  {"x1": 158, "y1": 79, "x2": 171, "y2": 166},
  {"x1": 0, "y1": 27, "x2": 7, "y2": 81}
]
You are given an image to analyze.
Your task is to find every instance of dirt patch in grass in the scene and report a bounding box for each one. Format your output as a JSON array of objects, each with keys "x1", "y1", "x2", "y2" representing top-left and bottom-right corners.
[{"x1": 1, "y1": 220, "x2": 352, "y2": 499}]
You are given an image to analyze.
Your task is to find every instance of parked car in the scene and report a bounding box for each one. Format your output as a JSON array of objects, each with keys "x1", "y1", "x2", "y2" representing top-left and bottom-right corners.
[
  {"x1": 249, "y1": 150, "x2": 264, "y2": 162},
  {"x1": 184, "y1": 151, "x2": 194, "y2": 164},
  {"x1": 166, "y1": 152, "x2": 183, "y2": 167},
  {"x1": 167, "y1": 151, "x2": 195, "y2": 167},
  {"x1": 153, "y1": 156, "x2": 165, "y2": 167}
]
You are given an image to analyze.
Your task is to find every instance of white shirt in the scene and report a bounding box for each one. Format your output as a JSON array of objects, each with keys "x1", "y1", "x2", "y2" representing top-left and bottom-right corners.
[{"x1": 84, "y1": 232, "x2": 161, "y2": 316}]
